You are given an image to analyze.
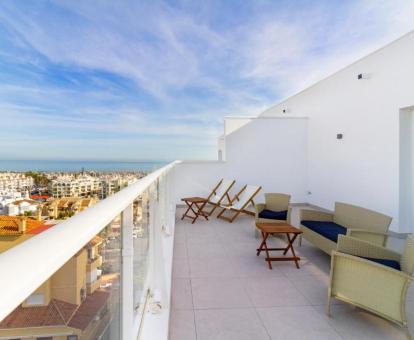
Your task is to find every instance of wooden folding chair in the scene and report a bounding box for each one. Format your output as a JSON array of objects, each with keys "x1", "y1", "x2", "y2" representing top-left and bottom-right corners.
[
  {"x1": 203, "y1": 179, "x2": 235, "y2": 216},
  {"x1": 217, "y1": 185, "x2": 262, "y2": 223}
]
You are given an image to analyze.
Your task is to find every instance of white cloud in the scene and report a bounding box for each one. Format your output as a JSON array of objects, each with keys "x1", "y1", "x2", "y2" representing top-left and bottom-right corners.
[{"x1": 0, "y1": 0, "x2": 413, "y2": 160}]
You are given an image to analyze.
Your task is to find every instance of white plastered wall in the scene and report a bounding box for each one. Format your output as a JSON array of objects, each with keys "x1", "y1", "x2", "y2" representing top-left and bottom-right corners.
[
  {"x1": 259, "y1": 31, "x2": 414, "y2": 231},
  {"x1": 174, "y1": 30, "x2": 414, "y2": 232},
  {"x1": 174, "y1": 118, "x2": 308, "y2": 205}
]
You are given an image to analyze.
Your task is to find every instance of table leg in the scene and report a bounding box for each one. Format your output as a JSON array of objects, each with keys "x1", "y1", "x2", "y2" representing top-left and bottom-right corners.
[
  {"x1": 286, "y1": 233, "x2": 300, "y2": 269},
  {"x1": 262, "y1": 232, "x2": 272, "y2": 269},
  {"x1": 283, "y1": 233, "x2": 297, "y2": 255},
  {"x1": 257, "y1": 231, "x2": 268, "y2": 256}
]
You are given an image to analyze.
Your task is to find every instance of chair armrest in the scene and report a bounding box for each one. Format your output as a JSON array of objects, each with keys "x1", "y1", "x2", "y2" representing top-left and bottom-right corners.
[
  {"x1": 300, "y1": 209, "x2": 333, "y2": 222},
  {"x1": 346, "y1": 229, "x2": 389, "y2": 246},
  {"x1": 287, "y1": 206, "x2": 292, "y2": 224},
  {"x1": 255, "y1": 204, "x2": 265, "y2": 219},
  {"x1": 331, "y1": 251, "x2": 412, "y2": 280},
  {"x1": 337, "y1": 235, "x2": 400, "y2": 261}
]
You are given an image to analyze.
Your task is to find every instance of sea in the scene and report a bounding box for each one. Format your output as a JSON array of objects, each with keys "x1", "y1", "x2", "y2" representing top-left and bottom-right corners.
[{"x1": 0, "y1": 160, "x2": 168, "y2": 172}]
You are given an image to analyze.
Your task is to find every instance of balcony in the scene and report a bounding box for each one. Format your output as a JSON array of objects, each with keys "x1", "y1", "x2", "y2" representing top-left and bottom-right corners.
[
  {"x1": 0, "y1": 162, "x2": 414, "y2": 340},
  {"x1": 87, "y1": 276, "x2": 102, "y2": 295},
  {"x1": 87, "y1": 255, "x2": 103, "y2": 271},
  {"x1": 0, "y1": 160, "x2": 413, "y2": 340},
  {"x1": 170, "y1": 206, "x2": 414, "y2": 339}
]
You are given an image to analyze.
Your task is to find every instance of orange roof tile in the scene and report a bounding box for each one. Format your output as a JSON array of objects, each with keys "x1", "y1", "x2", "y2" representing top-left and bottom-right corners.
[
  {"x1": 30, "y1": 195, "x2": 50, "y2": 199},
  {"x1": 87, "y1": 235, "x2": 103, "y2": 247},
  {"x1": 0, "y1": 216, "x2": 51, "y2": 236},
  {"x1": 27, "y1": 224, "x2": 54, "y2": 235}
]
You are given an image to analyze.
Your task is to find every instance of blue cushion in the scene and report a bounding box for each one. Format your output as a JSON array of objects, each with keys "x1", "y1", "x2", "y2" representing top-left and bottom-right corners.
[
  {"x1": 259, "y1": 209, "x2": 288, "y2": 220},
  {"x1": 360, "y1": 257, "x2": 401, "y2": 271},
  {"x1": 301, "y1": 220, "x2": 347, "y2": 243}
]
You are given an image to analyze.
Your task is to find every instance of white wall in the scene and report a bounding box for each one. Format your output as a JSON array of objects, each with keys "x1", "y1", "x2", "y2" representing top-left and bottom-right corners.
[
  {"x1": 175, "y1": 31, "x2": 414, "y2": 232},
  {"x1": 174, "y1": 118, "x2": 308, "y2": 205},
  {"x1": 258, "y1": 31, "x2": 414, "y2": 231},
  {"x1": 218, "y1": 136, "x2": 225, "y2": 161},
  {"x1": 173, "y1": 161, "x2": 228, "y2": 203},
  {"x1": 399, "y1": 108, "x2": 414, "y2": 232},
  {"x1": 224, "y1": 117, "x2": 253, "y2": 135},
  {"x1": 224, "y1": 118, "x2": 308, "y2": 203}
]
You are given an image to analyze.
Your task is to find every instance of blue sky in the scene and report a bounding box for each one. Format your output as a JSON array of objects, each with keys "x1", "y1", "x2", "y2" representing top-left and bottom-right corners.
[{"x1": 0, "y1": 0, "x2": 413, "y2": 161}]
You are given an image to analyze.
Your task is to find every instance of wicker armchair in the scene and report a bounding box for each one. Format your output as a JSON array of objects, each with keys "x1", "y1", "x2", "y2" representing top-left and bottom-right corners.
[
  {"x1": 328, "y1": 235, "x2": 414, "y2": 338},
  {"x1": 255, "y1": 193, "x2": 291, "y2": 223},
  {"x1": 254, "y1": 193, "x2": 291, "y2": 237}
]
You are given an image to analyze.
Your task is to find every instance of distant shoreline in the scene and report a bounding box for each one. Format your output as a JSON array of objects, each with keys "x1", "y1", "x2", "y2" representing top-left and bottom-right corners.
[{"x1": 0, "y1": 160, "x2": 168, "y2": 172}]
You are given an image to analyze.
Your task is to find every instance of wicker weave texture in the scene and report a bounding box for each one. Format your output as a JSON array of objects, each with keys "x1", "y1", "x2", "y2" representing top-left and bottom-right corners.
[
  {"x1": 337, "y1": 235, "x2": 400, "y2": 261},
  {"x1": 401, "y1": 235, "x2": 414, "y2": 275},
  {"x1": 331, "y1": 252, "x2": 409, "y2": 325}
]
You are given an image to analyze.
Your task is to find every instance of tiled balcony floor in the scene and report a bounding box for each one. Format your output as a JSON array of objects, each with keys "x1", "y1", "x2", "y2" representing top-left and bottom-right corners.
[{"x1": 170, "y1": 206, "x2": 414, "y2": 340}]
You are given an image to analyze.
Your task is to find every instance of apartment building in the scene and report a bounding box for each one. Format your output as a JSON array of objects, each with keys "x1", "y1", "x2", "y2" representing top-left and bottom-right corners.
[
  {"x1": 0, "y1": 217, "x2": 110, "y2": 340},
  {"x1": 0, "y1": 173, "x2": 33, "y2": 192},
  {"x1": 49, "y1": 174, "x2": 138, "y2": 199},
  {"x1": 49, "y1": 176, "x2": 102, "y2": 199},
  {"x1": 101, "y1": 177, "x2": 137, "y2": 198},
  {"x1": 46, "y1": 197, "x2": 98, "y2": 219}
]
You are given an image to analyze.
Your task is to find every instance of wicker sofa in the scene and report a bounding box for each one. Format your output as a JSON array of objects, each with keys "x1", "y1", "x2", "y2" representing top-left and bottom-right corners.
[
  {"x1": 328, "y1": 235, "x2": 414, "y2": 337},
  {"x1": 299, "y1": 202, "x2": 392, "y2": 255}
]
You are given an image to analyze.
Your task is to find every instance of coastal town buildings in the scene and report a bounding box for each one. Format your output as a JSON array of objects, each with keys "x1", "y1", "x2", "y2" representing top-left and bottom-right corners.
[
  {"x1": 0, "y1": 192, "x2": 42, "y2": 217},
  {"x1": 49, "y1": 175, "x2": 102, "y2": 198},
  {"x1": 101, "y1": 177, "x2": 131, "y2": 198},
  {"x1": 0, "y1": 173, "x2": 33, "y2": 192},
  {"x1": 46, "y1": 197, "x2": 98, "y2": 219},
  {"x1": 0, "y1": 215, "x2": 53, "y2": 253},
  {"x1": 48, "y1": 173, "x2": 140, "y2": 199},
  {"x1": 5, "y1": 198, "x2": 41, "y2": 216},
  {"x1": 0, "y1": 191, "x2": 24, "y2": 215}
]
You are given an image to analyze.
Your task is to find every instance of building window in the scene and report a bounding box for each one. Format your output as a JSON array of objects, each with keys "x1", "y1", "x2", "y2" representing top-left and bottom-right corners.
[
  {"x1": 67, "y1": 336, "x2": 78, "y2": 340},
  {"x1": 26, "y1": 293, "x2": 44, "y2": 306},
  {"x1": 37, "y1": 337, "x2": 53, "y2": 340}
]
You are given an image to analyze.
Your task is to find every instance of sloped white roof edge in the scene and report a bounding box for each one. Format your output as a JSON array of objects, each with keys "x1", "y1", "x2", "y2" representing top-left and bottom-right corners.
[{"x1": 259, "y1": 29, "x2": 414, "y2": 117}]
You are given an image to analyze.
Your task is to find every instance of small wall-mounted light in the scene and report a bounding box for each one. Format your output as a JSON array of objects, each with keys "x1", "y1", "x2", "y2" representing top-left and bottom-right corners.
[
  {"x1": 337, "y1": 133, "x2": 343, "y2": 140},
  {"x1": 357, "y1": 73, "x2": 370, "y2": 80}
]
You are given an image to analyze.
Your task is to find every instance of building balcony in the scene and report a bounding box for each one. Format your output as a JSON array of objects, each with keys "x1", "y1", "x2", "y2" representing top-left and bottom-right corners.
[
  {"x1": 87, "y1": 276, "x2": 102, "y2": 295},
  {"x1": 87, "y1": 255, "x2": 103, "y2": 271}
]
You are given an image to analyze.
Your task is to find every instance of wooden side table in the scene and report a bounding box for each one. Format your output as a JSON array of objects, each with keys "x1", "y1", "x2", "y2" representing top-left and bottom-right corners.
[
  {"x1": 256, "y1": 223, "x2": 303, "y2": 269},
  {"x1": 181, "y1": 197, "x2": 209, "y2": 224}
]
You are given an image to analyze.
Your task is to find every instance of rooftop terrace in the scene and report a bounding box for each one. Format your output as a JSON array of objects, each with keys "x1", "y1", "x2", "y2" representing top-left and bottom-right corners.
[
  {"x1": 170, "y1": 206, "x2": 414, "y2": 340},
  {"x1": 1, "y1": 30, "x2": 414, "y2": 340}
]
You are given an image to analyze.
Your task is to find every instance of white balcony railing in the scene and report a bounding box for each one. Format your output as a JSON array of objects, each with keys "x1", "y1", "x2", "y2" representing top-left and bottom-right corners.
[{"x1": 0, "y1": 161, "x2": 178, "y2": 340}]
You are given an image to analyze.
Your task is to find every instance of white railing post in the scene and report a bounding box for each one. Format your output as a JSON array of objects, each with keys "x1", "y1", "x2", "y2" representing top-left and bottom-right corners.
[{"x1": 121, "y1": 203, "x2": 134, "y2": 340}]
